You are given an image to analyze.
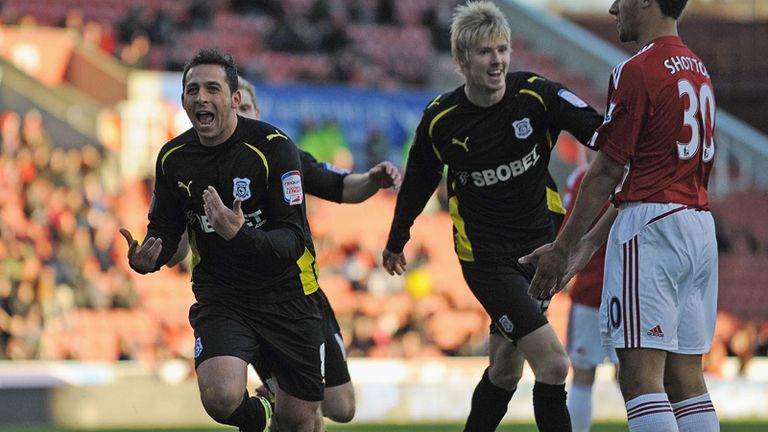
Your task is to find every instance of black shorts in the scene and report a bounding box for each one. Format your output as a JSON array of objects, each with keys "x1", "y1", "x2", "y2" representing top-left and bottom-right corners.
[
  {"x1": 189, "y1": 293, "x2": 325, "y2": 401},
  {"x1": 254, "y1": 289, "x2": 351, "y2": 389},
  {"x1": 460, "y1": 257, "x2": 550, "y2": 342}
]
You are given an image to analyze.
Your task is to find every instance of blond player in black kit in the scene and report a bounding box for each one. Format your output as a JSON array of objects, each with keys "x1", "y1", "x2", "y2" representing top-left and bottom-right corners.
[{"x1": 382, "y1": 2, "x2": 603, "y2": 431}]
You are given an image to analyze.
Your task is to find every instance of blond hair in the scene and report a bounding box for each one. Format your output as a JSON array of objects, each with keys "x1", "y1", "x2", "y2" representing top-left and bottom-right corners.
[
  {"x1": 450, "y1": 1, "x2": 511, "y2": 64},
  {"x1": 237, "y1": 76, "x2": 257, "y2": 105}
]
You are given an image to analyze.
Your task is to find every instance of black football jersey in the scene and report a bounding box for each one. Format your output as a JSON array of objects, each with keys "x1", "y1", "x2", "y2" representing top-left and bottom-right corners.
[
  {"x1": 387, "y1": 72, "x2": 602, "y2": 260},
  {"x1": 147, "y1": 116, "x2": 319, "y2": 304}
]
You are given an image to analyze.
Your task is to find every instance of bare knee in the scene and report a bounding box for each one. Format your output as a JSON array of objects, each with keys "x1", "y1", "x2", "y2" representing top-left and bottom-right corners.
[
  {"x1": 323, "y1": 401, "x2": 355, "y2": 423},
  {"x1": 200, "y1": 384, "x2": 243, "y2": 422},
  {"x1": 489, "y1": 363, "x2": 523, "y2": 390},
  {"x1": 322, "y1": 384, "x2": 355, "y2": 423},
  {"x1": 323, "y1": 400, "x2": 355, "y2": 423},
  {"x1": 533, "y1": 353, "x2": 570, "y2": 384}
]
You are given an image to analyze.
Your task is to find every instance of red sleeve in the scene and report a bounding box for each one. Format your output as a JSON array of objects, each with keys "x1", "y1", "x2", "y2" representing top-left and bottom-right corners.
[{"x1": 592, "y1": 61, "x2": 648, "y2": 166}]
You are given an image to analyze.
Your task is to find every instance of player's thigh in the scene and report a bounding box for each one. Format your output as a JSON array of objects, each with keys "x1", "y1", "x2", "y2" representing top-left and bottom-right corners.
[
  {"x1": 189, "y1": 303, "x2": 257, "y2": 409},
  {"x1": 601, "y1": 224, "x2": 682, "y2": 352},
  {"x1": 257, "y1": 294, "x2": 325, "y2": 403},
  {"x1": 317, "y1": 290, "x2": 352, "y2": 389},
  {"x1": 568, "y1": 303, "x2": 617, "y2": 369},
  {"x1": 461, "y1": 259, "x2": 549, "y2": 342},
  {"x1": 196, "y1": 355, "x2": 250, "y2": 407},
  {"x1": 189, "y1": 303, "x2": 260, "y2": 369},
  {"x1": 677, "y1": 211, "x2": 718, "y2": 354}
]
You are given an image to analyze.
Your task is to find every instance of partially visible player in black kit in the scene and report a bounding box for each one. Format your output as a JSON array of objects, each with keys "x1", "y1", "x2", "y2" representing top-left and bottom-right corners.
[
  {"x1": 381, "y1": 2, "x2": 603, "y2": 431},
  {"x1": 120, "y1": 48, "x2": 321, "y2": 432}
]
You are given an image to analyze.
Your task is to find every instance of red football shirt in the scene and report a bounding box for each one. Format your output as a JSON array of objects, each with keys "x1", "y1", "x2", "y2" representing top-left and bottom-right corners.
[
  {"x1": 590, "y1": 36, "x2": 716, "y2": 209},
  {"x1": 563, "y1": 166, "x2": 606, "y2": 308}
]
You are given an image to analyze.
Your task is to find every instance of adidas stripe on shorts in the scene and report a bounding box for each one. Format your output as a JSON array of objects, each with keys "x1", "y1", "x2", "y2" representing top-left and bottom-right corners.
[{"x1": 600, "y1": 202, "x2": 718, "y2": 354}]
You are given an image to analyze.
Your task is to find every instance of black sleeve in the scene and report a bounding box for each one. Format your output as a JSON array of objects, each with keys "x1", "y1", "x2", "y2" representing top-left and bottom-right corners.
[
  {"x1": 300, "y1": 149, "x2": 346, "y2": 203},
  {"x1": 146, "y1": 154, "x2": 186, "y2": 270},
  {"x1": 538, "y1": 79, "x2": 604, "y2": 148},
  {"x1": 230, "y1": 136, "x2": 305, "y2": 264},
  {"x1": 385, "y1": 115, "x2": 443, "y2": 253}
]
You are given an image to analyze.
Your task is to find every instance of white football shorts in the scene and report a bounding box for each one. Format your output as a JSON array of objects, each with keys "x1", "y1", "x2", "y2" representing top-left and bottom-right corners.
[
  {"x1": 600, "y1": 202, "x2": 718, "y2": 354},
  {"x1": 567, "y1": 302, "x2": 618, "y2": 368}
]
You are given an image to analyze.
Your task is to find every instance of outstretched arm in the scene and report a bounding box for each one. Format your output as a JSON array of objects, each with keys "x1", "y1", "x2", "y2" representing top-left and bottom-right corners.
[{"x1": 522, "y1": 151, "x2": 624, "y2": 298}]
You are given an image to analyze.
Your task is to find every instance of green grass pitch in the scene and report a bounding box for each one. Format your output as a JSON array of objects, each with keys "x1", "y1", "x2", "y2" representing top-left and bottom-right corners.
[{"x1": 1, "y1": 423, "x2": 768, "y2": 432}]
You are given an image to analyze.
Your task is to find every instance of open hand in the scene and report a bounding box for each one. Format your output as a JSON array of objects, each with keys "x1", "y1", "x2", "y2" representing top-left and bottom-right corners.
[
  {"x1": 382, "y1": 249, "x2": 407, "y2": 275},
  {"x1": 120, "y1": 228, "x2": 162, "y2": 274},
  {"x1": 202, "y1": 186, "x2": 245, "y2": 240},
  {"x1": 519, "y1": 243, "x2": 568, "y2": 300}
]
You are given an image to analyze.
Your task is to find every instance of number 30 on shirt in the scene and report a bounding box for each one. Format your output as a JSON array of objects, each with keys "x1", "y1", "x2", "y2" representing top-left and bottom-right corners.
[{"x1": 677, "y1": 80, "x2": 715, "y2": 162}]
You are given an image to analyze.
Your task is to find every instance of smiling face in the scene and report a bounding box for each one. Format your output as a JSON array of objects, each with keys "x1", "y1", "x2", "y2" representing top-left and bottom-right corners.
[
  {"x1": 458, "y1": 35, "x2": 510, "y2": 105},
  {"x1": 610, "y1": 0, "x2": 641, "y2": 43},
  {"x1": 182, "y1": 64, "x2": 240, "y2": 146}
]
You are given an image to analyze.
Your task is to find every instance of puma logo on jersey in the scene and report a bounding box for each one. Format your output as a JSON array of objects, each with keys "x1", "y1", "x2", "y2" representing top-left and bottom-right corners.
[
  {"x1": 177, "y1": 180, "x2": 193, "y2": 197},
  {"x1": 451, "y1": 137, "x2": 470, "y2": 152},
  {"x1": 266, "y1": 130, "x2": 288, "y2": 141}
]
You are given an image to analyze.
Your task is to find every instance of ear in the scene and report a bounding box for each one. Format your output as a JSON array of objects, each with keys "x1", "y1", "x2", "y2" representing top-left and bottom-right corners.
[
  {"x1": 232, "y1": 89, "x2": 241, "y2": 108},
  {"x1": 640, "y1": 0, "x2": 653, "y2": 9}
]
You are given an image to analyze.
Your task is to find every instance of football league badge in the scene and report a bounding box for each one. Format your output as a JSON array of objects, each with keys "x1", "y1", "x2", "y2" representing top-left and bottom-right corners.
[
  {"x1": 233, "y1": 177, "x2": 252, "y2": 201},
  {"x1": 281, "y1": 170, "x2": 304, "y2": 205}
]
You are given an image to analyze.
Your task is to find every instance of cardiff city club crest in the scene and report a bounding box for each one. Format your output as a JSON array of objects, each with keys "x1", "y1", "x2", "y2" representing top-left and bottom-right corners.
[
  {"x1": 512, "y1": 117, "x2": 533, "y2": 139},
  {"x1": 233, "y1": 177, "x2": 251, "y2": 201}
]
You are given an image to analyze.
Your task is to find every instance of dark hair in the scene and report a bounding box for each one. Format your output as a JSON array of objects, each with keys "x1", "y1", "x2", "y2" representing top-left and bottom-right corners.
[
  {"x1": 182, "y1": 48, "x2": 239, "y2": 94},
  {"x1": 657, "y1": 0, "x2": 688, "y2": 19}
]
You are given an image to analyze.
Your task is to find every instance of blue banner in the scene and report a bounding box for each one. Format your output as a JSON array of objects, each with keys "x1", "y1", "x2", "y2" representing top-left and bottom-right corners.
[{"x1": 253, "y1": 82, "x2": 435, "y2": 166}]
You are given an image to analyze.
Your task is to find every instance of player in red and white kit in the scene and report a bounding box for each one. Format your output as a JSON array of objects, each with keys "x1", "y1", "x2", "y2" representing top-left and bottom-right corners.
[
  {"x1": 563, "y1": 163, "x2": 618, "y2": 432},
  {"x1": 523, "y1": 0, "x2": 719, "y2": 431}
]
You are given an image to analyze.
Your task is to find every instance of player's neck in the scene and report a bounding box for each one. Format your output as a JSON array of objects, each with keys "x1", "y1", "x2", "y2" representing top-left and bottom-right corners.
[
  {"x1": 464, "y1": 85, "x2": 505, "y2": 108},
  {"x1": 637, "y1": 18, "x2": 679, "y2": 48}
]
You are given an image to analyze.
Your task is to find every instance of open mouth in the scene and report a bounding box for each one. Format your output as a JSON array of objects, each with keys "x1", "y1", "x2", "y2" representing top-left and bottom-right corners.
[
  {"x1": 488, "y1": 69, "x2": 504, "y2": 79},
  {"x1": 196, "y1": 111, "x2": 215, "y2": 127}
]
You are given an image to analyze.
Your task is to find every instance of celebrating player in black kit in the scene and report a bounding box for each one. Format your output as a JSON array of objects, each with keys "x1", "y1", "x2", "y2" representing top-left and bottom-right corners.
[
  {"x1": 121, "y1": 49, "x2": 321, "y2": 432},
  {"x1": 168, "y1": 75, "x2": 402, "y2": 430},
  {"x1": 382, "y1": 2, "x2": 603, "y2": 431}
]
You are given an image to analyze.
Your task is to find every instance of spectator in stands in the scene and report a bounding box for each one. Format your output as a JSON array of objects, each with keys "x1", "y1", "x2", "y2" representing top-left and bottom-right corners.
[
  {"x1": 297, "y1": 118, "x2": 350, "y2": 165},
  {"x1": 148, "y1": 9, "x2": 177, "y2": 45},
  {"x1": 117, "y1": 5, "x2": 148, "y2": 44},
  {"x1": 364, "y1": 126, "x2": 390, "y2": 171},
  {"x1": 266, "y1": 9, "x2": 312, "y2": 53},
  {"x1": 375, "y1": 0, "x2": 395, "y2": 25},
  {"x1": 187, "y1": 0, "x2": 212, "y2": 29},
  {"x1": 319, "y1": 14, "x2": 351, "y2": 54}
]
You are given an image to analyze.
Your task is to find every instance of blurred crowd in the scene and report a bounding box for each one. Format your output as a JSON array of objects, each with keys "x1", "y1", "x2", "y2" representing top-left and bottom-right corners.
[
  {"x1": 2, "y1": 106, "x2": 768, "y2": 380},
  {"x1": 0, "y1": 109, "x2": 137, "y2": 360},
  {"x1": 1, "y1": 0, "x2": 457, "y2": 88}
]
